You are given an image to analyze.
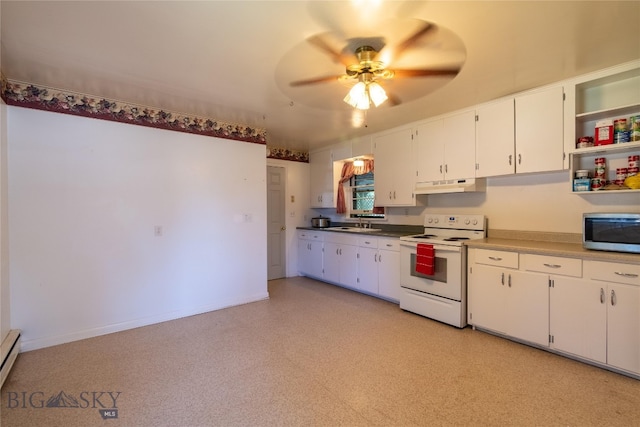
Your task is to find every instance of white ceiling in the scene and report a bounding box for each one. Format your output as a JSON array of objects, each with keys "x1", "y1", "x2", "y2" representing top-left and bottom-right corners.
[{"x1": 2, "y1": 1, "x2": 639, "y2": 152}]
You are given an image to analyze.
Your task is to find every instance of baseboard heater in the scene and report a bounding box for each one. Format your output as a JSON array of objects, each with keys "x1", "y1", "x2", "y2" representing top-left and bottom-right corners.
[{"x1": 1, "y1": 330, "x2": 21, "y2": 388}]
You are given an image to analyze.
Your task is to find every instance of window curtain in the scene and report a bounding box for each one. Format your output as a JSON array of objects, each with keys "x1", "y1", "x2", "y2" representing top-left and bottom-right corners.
[{"x1": 336, "y1": 159, "x2": 374, "y2": 214}]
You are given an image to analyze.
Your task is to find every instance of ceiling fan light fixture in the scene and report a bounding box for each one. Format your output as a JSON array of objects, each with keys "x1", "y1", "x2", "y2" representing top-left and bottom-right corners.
[
  {"x1": 368, "y1": 81, "x2": 388, "y2": 107},
  {"x1": 344, "y1": 79, "x2": 388, "y2": 110},
  {"x1": 344, "y1": 81, "x2": 370, "y2": 109}
]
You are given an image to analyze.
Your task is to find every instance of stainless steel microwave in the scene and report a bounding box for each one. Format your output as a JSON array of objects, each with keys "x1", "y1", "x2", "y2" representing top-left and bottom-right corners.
[{"x1": 583, "y1": 213, "x2": 640, "y2": 254}]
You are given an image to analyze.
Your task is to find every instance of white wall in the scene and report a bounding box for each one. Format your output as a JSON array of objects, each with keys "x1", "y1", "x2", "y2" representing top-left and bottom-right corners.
[
  {"x1": 9, "y1": 107, "x2": 268, "y2": 351},
  {"x1": 311, "y1": 170, "x2": 639, "y2": 234},
  {"x1": 0, "y1": 98, "x2": 9, "y2": 342},
  {"x1": 267, "y1": 158, "x2": 311, "y2": 277},
  {"x1": 0, "y1": 0, "x2": 11, "y2": 344},
  {"x1": 421, "y1": 171, "x2": 640, "y2": 233}
]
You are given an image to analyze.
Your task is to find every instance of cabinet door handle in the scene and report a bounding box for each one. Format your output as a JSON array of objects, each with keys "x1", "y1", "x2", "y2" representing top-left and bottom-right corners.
[
  {"x1": 543, "y1": 263, "x2": 562, "y2": 269},
  {"x1": 611, "y1": 289, "x2": 617, "y2": 306},
  {"x1": 439, "y1": 165, "x2": 443, "y2": 174},
  {"x1": 393, "y1": 191, "x2": 396, "y2": 199},
  {"x1": 615, "y1": 271, "x2": 638, "y2": 278},
  {"x1": 489, "y1": 256, "x2": 503, "y2": 261},
  {"x1": 508, "y1": 274, "x2": 512, "y2": 288},
  {"x1": 501, "y1": 272, "x2": 505, "y2": 285},
  {"x1": 508, "y1": 154, "x2": 512, "y2": 165},
  {"x1": 600, "y1": 288, "x2": 605, "y2": 304},
  {"x1": 445, "y1": 164, "x2": 448, "y2": 173},
  {"x1": 518, "y1": 153, "x2": 522, "y2": 165},
  {"x1": 336, "y1": 248, "x2": 339, "y2": 255},
  {"x1": 389, "y1": 191, "x2": 392, "y2": 200}
]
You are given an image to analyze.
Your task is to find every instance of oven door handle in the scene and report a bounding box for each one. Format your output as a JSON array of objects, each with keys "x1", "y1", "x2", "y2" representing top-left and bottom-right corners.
[{"x1": 400, "y1": 242, "x2": 462, "y2": 253}]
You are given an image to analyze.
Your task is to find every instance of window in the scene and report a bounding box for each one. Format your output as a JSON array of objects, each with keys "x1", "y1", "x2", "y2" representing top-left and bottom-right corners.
[{"x1": 349, "y1": 171, "x2": 384, "y2": 219}]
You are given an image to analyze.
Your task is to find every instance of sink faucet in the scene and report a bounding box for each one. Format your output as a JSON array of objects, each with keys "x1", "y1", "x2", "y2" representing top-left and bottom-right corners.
[{"x1": 358, "y1": 218, "x2": 362, "y2": 228}]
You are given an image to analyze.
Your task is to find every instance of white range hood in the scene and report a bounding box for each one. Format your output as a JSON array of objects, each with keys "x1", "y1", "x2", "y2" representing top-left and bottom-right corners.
[{"x1": 414, "y1": 178, "x2": 486, "y2": 195}]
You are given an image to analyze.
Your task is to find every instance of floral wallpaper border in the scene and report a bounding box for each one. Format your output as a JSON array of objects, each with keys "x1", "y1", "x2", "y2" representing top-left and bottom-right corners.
[
  {"x1": 1, "y1": 78, "x2": 266, "y2": 145},
  {"x1": 267, "y1": 147, "x2": 309, "y2": 163},
  {"x1": 1, "y1": 76, "x2": 309, "y2": 163}
]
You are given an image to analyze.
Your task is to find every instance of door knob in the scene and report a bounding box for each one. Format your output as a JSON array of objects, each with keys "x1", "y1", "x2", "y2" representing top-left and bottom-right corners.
[{"x1": 281, "y1": 226, "x2": 286, "y2": 231}]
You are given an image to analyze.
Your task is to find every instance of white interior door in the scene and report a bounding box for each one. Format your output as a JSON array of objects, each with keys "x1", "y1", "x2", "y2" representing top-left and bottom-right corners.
[{"x1": 267, "y1": 166, "x2": 286, "y2": 280}]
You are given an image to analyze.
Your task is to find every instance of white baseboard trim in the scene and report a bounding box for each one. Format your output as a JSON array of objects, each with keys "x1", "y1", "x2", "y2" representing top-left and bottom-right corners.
[{"x1": 19, "y1": 292, "x2": 269, "y2": 352}]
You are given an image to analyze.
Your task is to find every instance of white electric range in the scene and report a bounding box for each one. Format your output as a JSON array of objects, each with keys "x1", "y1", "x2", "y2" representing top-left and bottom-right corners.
[{"x1": 399, "y1": 214, "x2": 486, "y2": 328}]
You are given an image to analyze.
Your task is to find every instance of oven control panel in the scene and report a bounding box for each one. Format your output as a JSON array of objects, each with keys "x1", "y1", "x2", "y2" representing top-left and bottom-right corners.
[{"x1": 424, "y1": 214, "x2": 486, "y2": 231}]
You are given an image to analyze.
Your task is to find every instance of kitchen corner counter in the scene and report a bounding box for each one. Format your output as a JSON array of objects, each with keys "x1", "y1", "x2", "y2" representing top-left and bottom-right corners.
[{"x1": 465, "y1": 237, "x2": 640, "y2": 265}]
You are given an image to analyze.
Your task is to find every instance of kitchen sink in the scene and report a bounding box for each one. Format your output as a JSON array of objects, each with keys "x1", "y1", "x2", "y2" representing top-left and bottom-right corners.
[{"x1": 326, "y1": 227, "x2": 382, "y2": 233}]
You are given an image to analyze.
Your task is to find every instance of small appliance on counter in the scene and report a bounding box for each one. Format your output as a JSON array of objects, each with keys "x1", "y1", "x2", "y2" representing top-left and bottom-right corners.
[
  {"x1": 310, "y1": 215, "x2": 330, "y2": 228},
  {"x1": 583, "y1": 212, "x2": 640, "y2": 254}
]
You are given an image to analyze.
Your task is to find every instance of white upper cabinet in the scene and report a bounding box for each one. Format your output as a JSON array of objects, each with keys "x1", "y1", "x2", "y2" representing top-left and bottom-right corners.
[
  {"x1": 415, "y1": 119, "x2": 445, "y2": 182},
  {"x1": 309, "y1": 147, "x2": 335, "y2": 208},
  {"x1": 415, "y1": 110, "x2": 476, "y2": 182},
  {"x1": 350, "y1": 136, "x2": 373, "y2": 157},
  {"x1": 475, "y1": 98, "x2": 515, "y2": 177},
  {"x1": 515, "y1": 85, "x2": 565, "y2": 174},
  {"x1": 331, "y1": 142, "x2": 352, "y2": 163},
  {"x1": 373, "y1": 127, "x2": 415, "y2": 206},
  {"x1": 475, "y1": 85, "x2": 565, "y2": 177}
]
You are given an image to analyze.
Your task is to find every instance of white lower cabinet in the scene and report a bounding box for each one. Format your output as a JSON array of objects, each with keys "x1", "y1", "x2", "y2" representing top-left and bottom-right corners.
[
  {"x1": 323, "y1": 233, "x2": 358, "y2": 289},
  {"x1": 468, "y1": 250, "x2": 549, "y2": 347},
  {"x1": 549, "y1": 276, "x2": 606, "y2": 364},
  {"x1": 297, "y1": 230, "x2": 401, "y2": 303},
  {"x1": 378, "y1": 241, "x2": 401, "y2": 301},
  {"x1": 297, "y1": 231, "x2": 324, "y2": 279},
  {"x1": 357, "y1": 237, "x2": 400, "y2": 301},
  {"x1": 551, "y1": 261, "x2": 640, "y2": 376},
  {"x1": 470, "y1": 247, "x2": 640, "y2": 377},
  {"x1": 584, "y1": 261, "x2": 640, "y2": 375}
]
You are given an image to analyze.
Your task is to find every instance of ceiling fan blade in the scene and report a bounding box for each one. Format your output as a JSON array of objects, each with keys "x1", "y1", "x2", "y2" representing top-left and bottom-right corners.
[
  {"x1": 395, "y1": 22, "x2": 436, "y2": 58},
  {"x1": 391, "y1": 68, "x2": 460, "y2": 78},
  {"x1": 290, "y1": 75, "x2": 343, "y2": 87},
  {"x1": 307, "y1": 34, "x2": 356, "y2": 67}
]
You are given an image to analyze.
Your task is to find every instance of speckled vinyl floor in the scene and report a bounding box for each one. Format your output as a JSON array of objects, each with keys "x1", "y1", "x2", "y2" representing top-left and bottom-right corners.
[{"x1": 2, "y1": 277, "x2": 639, "y2": 426}]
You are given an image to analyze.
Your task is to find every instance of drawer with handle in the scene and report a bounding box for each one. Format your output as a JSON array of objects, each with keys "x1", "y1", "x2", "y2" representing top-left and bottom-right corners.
[
  {"x1": 522, "y1": 254, "x2": 582, "y2": 277},
  {"x1": 472, "y1": 249, "x2": 519, "y2": 269},
  {"x1": 377, "y1": 238, "x2": 400, "y2": 252},
  {"x1": 584, "y1": 260, "x2": 640, "y2": 286},
  {"x1": 358, "y1": 236, "x2": 378, "y2": 249}
]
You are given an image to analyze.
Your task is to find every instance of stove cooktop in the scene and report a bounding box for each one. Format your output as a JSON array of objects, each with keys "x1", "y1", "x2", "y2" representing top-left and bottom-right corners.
[{"x1": 399, "y1": 214, "x2": 486, "y2": 246}]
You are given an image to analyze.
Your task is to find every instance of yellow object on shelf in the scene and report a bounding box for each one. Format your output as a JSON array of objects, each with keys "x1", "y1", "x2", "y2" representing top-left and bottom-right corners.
[{"x1": 624, "y1": 175, "x2": 640, "y2": 189}]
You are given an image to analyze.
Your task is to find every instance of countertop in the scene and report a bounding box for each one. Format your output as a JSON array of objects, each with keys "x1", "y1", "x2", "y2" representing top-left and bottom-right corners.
[
  {"x1": 465, "y1": 237, "x2": 640, "y2": 265},
  {"x1": 296, "y1": 225, "x2": 421, "y2": 239},
  {"x1": 298, "y1": 226, "x2": 640, "y2": 265}
]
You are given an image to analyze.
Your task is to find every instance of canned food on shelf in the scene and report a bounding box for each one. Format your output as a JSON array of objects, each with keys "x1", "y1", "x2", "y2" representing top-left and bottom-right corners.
[
  {"x1": 614, "y1": 118, "x2": 627, "y2": 132},
  {"x1": 591, "y1": 177, "x2": 603, "y2": 191}
]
